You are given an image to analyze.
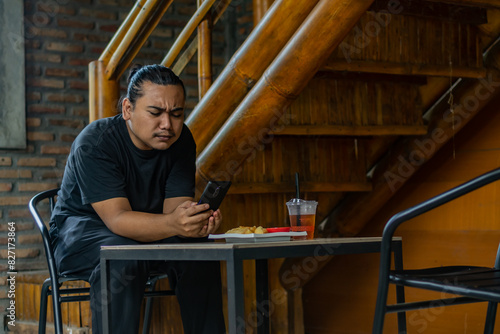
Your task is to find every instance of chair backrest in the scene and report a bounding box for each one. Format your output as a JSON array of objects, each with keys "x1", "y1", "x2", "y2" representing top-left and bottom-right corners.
[{"x1": 29, "y1": 188, "x2": 61, "y2": 279}]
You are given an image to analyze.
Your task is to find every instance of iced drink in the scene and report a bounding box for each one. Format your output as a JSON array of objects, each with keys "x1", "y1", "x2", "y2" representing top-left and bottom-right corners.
[{"x1": 286, "y1": 199, "x2": 318, "y2": 240}]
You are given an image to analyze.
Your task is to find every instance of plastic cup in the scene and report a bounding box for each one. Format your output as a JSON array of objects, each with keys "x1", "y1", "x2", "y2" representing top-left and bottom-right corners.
[{"x1": 286, "y1": 198, "x2": 318, "y2": 240}]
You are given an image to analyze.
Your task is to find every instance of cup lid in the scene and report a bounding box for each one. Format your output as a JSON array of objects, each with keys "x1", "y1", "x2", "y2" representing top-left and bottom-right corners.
[{"x1": 286, "y1": 198, "x2": 318, "y2": 205}]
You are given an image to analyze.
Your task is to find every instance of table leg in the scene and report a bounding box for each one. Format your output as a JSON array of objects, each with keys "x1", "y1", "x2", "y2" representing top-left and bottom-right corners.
[
  {"x1": 393, "y1": 240, "x2": 407, "y2": 333},
  {"x1": 226, "y1": 258, "x2": 245, "y2": 334},
  {"x1": 255, "y1": 259, "x2": 270, "y2": 334},
  {"x1": 100, "y1": 257, "x2": 111, "y2": 334}
]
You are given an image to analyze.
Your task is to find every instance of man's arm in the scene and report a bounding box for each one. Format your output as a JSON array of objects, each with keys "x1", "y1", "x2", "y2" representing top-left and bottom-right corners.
[{"x1": 91, "y1": 197, "x2": 214, "y2": 242}]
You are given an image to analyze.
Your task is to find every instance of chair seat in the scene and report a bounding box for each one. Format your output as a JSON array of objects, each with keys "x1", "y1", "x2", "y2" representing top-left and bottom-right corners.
[{"x1": 390, "y1": 266, "x2": 500, "y2": 302}]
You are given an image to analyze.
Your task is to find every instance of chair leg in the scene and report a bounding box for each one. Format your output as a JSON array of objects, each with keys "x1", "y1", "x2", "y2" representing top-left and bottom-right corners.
[
  {"x1": 373, "y1": 282, "x2": 388, "y2": 334},
  {"x1": 393, "y1": 242, "x2": 407, "y2": 334},
  {"x1": 142, "y1": 297, "x2": 154, "y2": 334},
  {"x1": 142, "y1": 278, "x2": 159, "y2": 334},
  {"x1": 51, "y1": 285, "x2": 64, "y2": 334},
  {"x1": 484, "y1": 301, "x2": 498, "y2": 334},
  {"x1": 39, "y1": 281, "x2": 50, "y2": 334}
]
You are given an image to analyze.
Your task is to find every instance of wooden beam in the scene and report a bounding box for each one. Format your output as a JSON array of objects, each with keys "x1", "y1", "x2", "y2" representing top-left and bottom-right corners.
[
  {"x1": 98, "y1": 0, "x2": 146, "y2": 64},
  {"x1": 88, "y1": 60, "x2": 120, "y2": 122},
  {"x1": 423, "y1": 0, "x2": 500, "y2": 9},
  {"x1": 196, "y1": 0, "x2": 376, "y2": 184},
  {"x1": 161, "y1": 0, "x2": 217, "y2": 67},
  {"x1": 253, "y1": 0, "x2": 275, "y2": 26},
  {"x1": 315, "y1": 70, "x2": 429, "y2": 84},
  {"x1": 187, "y1": 0, "x2": 321, "y2": 155},
  {"x1": 287, "y1": 288, "x2": 305, "y2": 333},
  {"x1": 198, "y1": 0, "x2": 212, "y2": 99},
  {"x1": 369, "y1": 0, "x2": 488, "y2": 24},
  {"x1": 172, "y1": 0, "x2": 232, "y2": 75},
  {"x1": 271, "y1": 125, "x2": 428, "y2": 136},
  {"x1": 104, "y1": 0, "x2": 173, "y2": 80},
  {"x1": 322, "y1": 59, "x2": 487, "y2": 79},
  {"x1": 172, "y1": 37, "x2": 198, "y2": 75},
  {"x1": 229, "y1": 181, "x2": 372, "y2": 194}
]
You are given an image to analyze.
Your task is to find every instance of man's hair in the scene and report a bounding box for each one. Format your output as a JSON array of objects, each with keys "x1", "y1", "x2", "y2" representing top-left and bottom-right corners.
[{"x1": 118, "y1": 64, "x2": 186, "y2": 112}]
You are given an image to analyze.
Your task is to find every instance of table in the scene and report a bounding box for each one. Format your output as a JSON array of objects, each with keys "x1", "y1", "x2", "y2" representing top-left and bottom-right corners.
[{"x1": 100, "y1": 237, "x2": 403, "y2": 334}]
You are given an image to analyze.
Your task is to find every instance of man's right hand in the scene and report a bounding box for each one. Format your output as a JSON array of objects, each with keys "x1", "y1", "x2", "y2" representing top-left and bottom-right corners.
[{"x1": 170, "y1": 201, "x2": 214, "y2": 238}]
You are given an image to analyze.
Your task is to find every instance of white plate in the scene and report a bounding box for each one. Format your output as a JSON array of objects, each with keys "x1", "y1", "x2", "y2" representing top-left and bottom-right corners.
[{"x1": 209, "y1": 232, "x2": 307, "y2": 243}]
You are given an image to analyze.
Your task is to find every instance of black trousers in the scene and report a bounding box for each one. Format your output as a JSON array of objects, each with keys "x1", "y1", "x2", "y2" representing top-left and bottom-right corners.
[{"x1": 54, "y1": 225, "x2": 226, "y2": 334}]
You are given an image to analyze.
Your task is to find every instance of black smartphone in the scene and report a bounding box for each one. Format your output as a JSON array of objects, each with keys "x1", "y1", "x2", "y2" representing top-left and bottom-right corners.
[{"x1": 197, "y1": 181, "x2": 232, "y2": 211}]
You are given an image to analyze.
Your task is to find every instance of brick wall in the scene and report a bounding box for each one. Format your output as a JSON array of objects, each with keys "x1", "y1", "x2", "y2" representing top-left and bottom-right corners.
[{"x1": 0, "y1": 0, "x2": 253, "y2": 324}]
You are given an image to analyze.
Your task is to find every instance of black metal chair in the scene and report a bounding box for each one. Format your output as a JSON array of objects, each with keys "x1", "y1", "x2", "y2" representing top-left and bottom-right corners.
[
  {"x1": 373, "y1": 167, "x2": 500, "y2": 334},
  {"x1": 29, "y1": 188, "x2": 175, "y2": 334}
]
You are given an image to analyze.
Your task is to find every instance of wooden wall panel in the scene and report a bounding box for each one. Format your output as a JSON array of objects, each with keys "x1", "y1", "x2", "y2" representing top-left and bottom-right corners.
[
  {"x1": 231, "y1": 137, "x2": 368, "y2": 186},
  {"x1": 330, "y1": 12, "x2": 483, "y2": 69},
  {"x1": 278, "y1": 74, "x2": 423, "y2": 128},
  {"x1": 302, "y1": 91, "x2": 500, "y2": 333}
]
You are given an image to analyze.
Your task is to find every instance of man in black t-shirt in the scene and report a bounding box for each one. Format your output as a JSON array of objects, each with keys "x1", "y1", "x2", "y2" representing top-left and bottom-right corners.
[{"x1": 50, "y1": 65, "x2": 226, "y2": 334}]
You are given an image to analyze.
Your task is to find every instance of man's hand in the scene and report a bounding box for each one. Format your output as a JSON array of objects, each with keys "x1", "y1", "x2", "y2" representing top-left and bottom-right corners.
[
  {"x1": 200, "y1": 208, "x2": 222, "y2": 237},
  {"x1": 170, "y1": 201, "x2": 215, "y2": 238}
]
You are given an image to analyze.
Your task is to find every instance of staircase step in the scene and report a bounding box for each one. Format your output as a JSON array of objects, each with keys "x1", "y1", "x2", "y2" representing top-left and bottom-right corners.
[{"x1": 230, "y1": 181, "x2": 372, "y2": 194}]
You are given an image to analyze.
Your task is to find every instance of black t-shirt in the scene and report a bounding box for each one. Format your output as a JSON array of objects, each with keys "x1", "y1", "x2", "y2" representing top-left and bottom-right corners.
[{"x1": 49, "y1": 114, "x2": 196, "y2": 246}]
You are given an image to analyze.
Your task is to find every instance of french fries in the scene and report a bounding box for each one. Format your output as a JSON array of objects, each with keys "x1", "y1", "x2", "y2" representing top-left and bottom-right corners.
[{"x1": 225, "y1": 226, "x2": 268, "y2": 234}]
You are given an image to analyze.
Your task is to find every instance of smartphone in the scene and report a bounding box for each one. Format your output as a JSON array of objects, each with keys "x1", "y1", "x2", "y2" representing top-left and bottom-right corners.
[{"x1": 197, "y1": 181, "x2": 232, "y2": 211}]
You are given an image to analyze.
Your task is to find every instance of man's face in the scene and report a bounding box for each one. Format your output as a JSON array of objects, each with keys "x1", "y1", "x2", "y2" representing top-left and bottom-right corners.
[{"x1": 122, "y1": 82, "x2": 185, "y2": 151}]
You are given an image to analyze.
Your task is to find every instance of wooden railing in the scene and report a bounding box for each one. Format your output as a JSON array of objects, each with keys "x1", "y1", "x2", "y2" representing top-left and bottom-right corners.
[{"x1": 88, "y1": 0, "x2": 232, "y2": 122}]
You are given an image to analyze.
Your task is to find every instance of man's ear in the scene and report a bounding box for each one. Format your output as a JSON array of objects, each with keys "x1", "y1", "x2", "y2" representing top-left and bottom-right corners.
[{"x1": 122, "y1": 98, "x2": 133, "y2": 120}]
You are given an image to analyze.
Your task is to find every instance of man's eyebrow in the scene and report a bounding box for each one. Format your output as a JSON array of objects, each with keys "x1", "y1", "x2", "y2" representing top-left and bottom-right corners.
[{"x1": 147, "y1": 106, "x2": 184, "y2": 112}]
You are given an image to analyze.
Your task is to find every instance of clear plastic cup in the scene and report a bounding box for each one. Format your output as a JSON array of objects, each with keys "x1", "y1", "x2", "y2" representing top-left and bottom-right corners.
[{"x1": 286, "y1": 198, "x2": 318, "y2": 240}]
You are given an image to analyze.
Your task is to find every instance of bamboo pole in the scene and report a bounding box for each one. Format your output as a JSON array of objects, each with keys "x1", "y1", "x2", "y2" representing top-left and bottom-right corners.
[
  {"x1": 98, "y1": 0, "x2": 147, "y2": 64},
  {"x1": 104, "y1": 0, "x2": 173, "y2": 80},
  {"x1": 161, "y1": 0, "x2": 217, "y2": 67},
  {"x1": 186, "y1": 0, "x2": 321, "y2": 155},
  {"x1": 198, "y1": 0, "x2": 212, "y2": 99},
  {"x1": 89, "y1": 60, "x2": 120, "y2": 122},
  {"x1": 196, "y1": 0, "x2": 375, "y2": 183},
  {"x1": 172, "y1": 0, "x2": 233, "y2": 75},
  {"x1": 253, "y1": 0, "x2": 274, "y2": 26}
]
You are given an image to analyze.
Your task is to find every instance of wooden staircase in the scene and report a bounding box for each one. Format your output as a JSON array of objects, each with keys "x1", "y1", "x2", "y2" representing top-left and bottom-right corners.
[{"x1": 20, "y1": 0, "x2": 500, "y2": 333}]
